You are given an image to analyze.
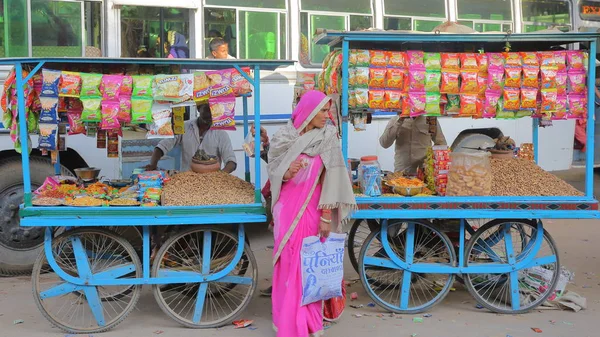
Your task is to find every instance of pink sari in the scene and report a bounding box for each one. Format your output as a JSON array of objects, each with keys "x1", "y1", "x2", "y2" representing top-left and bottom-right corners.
[{"x1": 272, "y1": 154, "x2": 324, "y2": 337}]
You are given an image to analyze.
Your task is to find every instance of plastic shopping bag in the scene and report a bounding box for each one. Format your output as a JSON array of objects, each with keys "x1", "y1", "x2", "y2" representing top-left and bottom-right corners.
[{"x1": 301, "y1": 232, "x2": 346, "y2": 306}]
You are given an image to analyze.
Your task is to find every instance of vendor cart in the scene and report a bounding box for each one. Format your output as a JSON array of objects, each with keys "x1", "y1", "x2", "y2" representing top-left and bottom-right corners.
[
  {"x1": 315, "y1": 31, "x2": 600, "y2": 314},
  {"x1": 2, "y1": 57, "x2": 292, "y2": 333}
]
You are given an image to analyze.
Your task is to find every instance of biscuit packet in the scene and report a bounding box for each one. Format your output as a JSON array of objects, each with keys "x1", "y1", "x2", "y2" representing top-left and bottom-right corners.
[
  {"x1": 193, "y1": 71, "x2": 210, "y2": 102},
  {"x1": 154, "y1": 74, "x2": 192, "y2": 102},
  {"x1": 209, "y1": 96, "x2": 236, "y2": 130},
  {"x1": 38, "y1": 123, "x2": 59, "y2": 150},
  {"x1": 147, "y1": 103, "x2": 174, "y2": 139},
  {"x1": 41, "y1": 69, "x2": 61, "y2": 97},
  {"x1": 231, "y1": 67, "x2": 252, "y2": 96},
  {"x1": 207, "y1": 69, "x2": 234, "y2": 98}
]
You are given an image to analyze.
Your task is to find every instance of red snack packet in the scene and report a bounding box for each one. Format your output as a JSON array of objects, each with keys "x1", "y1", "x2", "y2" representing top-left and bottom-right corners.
[
  {"x1": 541, "y1": 89, "x2": 558, "y2": 112},
  {"x1": 521, "y1": 88, "x2": 538, "y2": 109},
  {"x1": 541, "y1": 67, "x2": 558, "y2": 89},
  {"x1": 503, "y1": 88, "x2": 521, "y2": 111},
  {"x1": 568, "y1": 94, "x2": 587, "y2": 119},
  {"x1": 100, "y1": 100, "x2": 121, "y2": 130},
  {"x1": 522, "y1": 66, "x2": 540, "y2": 88},
  {"x1": 120, "y1": 75, "x2": 133, "y2": 96},
  {"x1": 476, "y1": 53, "x2": 488, "y2": 74},
  {"x1": 368, "y1": 90, "x2": 385, "y2": 109},
  {"x1": 441, "y1": 53, "x2": 460, "y2": 70},
  {"x1": 460, "y1": 70, "x2": 478, "y2": 94},
  {"x1": 520, "y1": 52, "x2": 539, "y2": 67},
  {"x1": 483, "y1": 90, "x2": 501, "y2": 118},
  {"x1": 556, "y1": 71, "x2": 568, "y2": 95},
  {"x1": 477, "y1": 75, "x2": 488, "y2": 97},
  {"x1": 231, "y1": 67, "x2": 252, "y2": 96},
  {"x1": 386, "y1": 68, "x2": 405, "y2": 90},
  {"x1": 505, "y1": 53, "x2": 522, "y2": 67},
  {"x1": 387, "y1": 51, "x2": 407, "y2": 68},
  {"x1": 370, "y1": 50, "x2": 388, "y2": 67},
  {"x1": 118, "y1": 96, "x2": 132, "y2": 123},
  {"x1": 552, "y1": 95, "x2": 568, "y2": 120},
  {"x1": 538, "y1": 51, "x2": 556, "y2": 67},
  {"x1": 369, "y1": 68, "x2": 387, "y2": 88},
  {"x1": 385, "y1": 90, "x2": 402, "y2": 109},
  {"x1": 487, "y1": 53, "x2": 505, "y2": 69},
  {"x1": 567, "y1": 51, "x2": 585, "y2": 71},
  {"x1": 441, "y1": 70, "x2": 460, "y2": 94},
  {"x1": 59, "y1": 72, "x2": 82, "y2": 98},
  {"x1": 554, "y1": 51, "x2": 567, "y2": 71},
  {"x1": 233, "y1": 320, "x2": 254, "y2": 329},
  {"x1": 568, "y1": 70, "x2": 587, "y2": 94},
  {"x1": 460, "y1": 53, "x2": 478, "y2": 70},
  {"x1": 408, "y1": 91, "x2": 426, "y2": 117},
  {"x1": 101, "y1": 75, "x2": 123, "y2": 101},
  {"x1": 459, "y1": 94, "x2": 477, "y2": 117},
  {"x1": 504, "y1": 67, "x2": 522, "y2": 88},
  {"x1": 407, "y1": 51, "x2": 425, "y2": 67},
  {"x1": 67, "y1": 111, "x2": 86, "y2": 135},
  {"x1": 487, "y1": 68, "x2": 504, "y2": 91},
  {"x1": 400, "y1": 93, "x2": 411, "y2": 117},
  {"x1": 408, "y1": 66, "x2": 426, "y2": 91}
]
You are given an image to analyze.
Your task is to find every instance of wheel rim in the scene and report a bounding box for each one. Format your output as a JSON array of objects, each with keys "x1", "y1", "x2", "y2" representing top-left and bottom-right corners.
[
  {"x1": 464, "y1": 220, "x2": 559, "y2": 313},
  {"x1": 152, "y1": 228, "x2": 257, "y2": 328},
  {"x1": 32, "y1": 229, "x2": 142, "y2": 333},
  {"x1": 348, "y1": 220, "x2": 373, "y2": 273},
  {"x1": 359, "y1": 220, "x2": 455, "y2": 313}
]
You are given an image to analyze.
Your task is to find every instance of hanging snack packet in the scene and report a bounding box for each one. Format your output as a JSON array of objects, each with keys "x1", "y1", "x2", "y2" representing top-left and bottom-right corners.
[
  {"x1": 460, "y1": 53, "x2": 478, "y2": 70},
  {"x1": 81, "y1": 97, "x2": 102, "y2": 122},
  {"x1": 541, "y1": 67, "x2": 558, "y2": 89},
  {"x1": 384, "y1": 90, "x2": 402, "y2": 109},
  {"x1": 460, "y1": 94, "x2": 478, "y2": 117},
  {"x1": 153, "y1": 74, "x2": 182, "y2": 101},
  {"x1": 445, "y1": 94, "x2": 460, "y2": 115},
  {"x1": 368, "y1": 90, "x2": 385, "y2": 109},
  {"x1": 176, "y1": 74, "x2": 194, "y2": 103},
  {"x1": 408, "y1": 66, "x2": 426, "y2": 91},
  {"x1": 370, "y1": 50, "x2": 387, "y2": 67},
  {"x1": 348, "y1": 89, "x2": 357, "y2": 109},
  {"x1": 209, "y1": 96, "x2": 236, "y2": 130},
  {"x1": 41, "y1": 69, "x2": 61, "y2": 97},
  {"x1": 67, "y1": 111, "x2": 86, "y2": 135},
  {"x1": 387, "y1": 51, "x2": 407, "y2": 68},
  {"x1": 520, "y1": 52, "x2": 539, "y2": 67},
  {"x1": 505, "y1": 53, "x2": 522, "y2": 67},
  {"x1": 503, "y1": 88, "x2": 521, "y2": 111},
  {"x1": 487, "y1": 68, "x2": 505, "y2": 91},
  {"x1": 400, "y1": 95, "x2": 411, "y2": 117},
  {"x1": 349, "y1": 50, "x2": 358, "y2": 67},
  {"x1": 556, "y1": 71, "x2": 568, "y2": 95},
  {"x1": 38, "y1": 124, "x2": 58, "y2": 150},
  {"x1": 476, "y1": 53, "x2": 488, "y2": 74},
  {"x1": 553, "y1": 95, "x2": 568, "y2": 119},
  {"x1": 541, "y1": 89, "x2": 558, "y2": 112},
  {"x1": 386, "y1": 68, "x2": 405, "y2": 90},
  {"x1": 538, "y1": 51, "x2": 556, "y2": 67},
  {"x1": 568, "y1": 70, "x2": 587, "y2": 94},
  {"x1": 172, "y1": 106, "x2": 185, "y2": 135},
  {"x1": 132, "y1": 75, "x2": 154, "y2": 97},
  {"x1": 57, "y1": 97, "x2": 68, "y2": 113},
  {"x1": 369, "y1": 68, "x2": 387, "y2": 88},
  {"x1": 477, "y1": 75, "x2": 488, "y2": 97},
  {"x1": 354, "y1": 68, "x2": 369, "y2": 88},
  {"x1": 39, "y1": 97, "x2": 59, "y2": 124},
  {"x1": 441, "y1": 53, "x2": 460, "y2": 70},
  {"x1": 207, "y1": 70, "x2": 234, "y2": 98},
  {"x1": 193, "y1": 71, "x2": 210, "y2": 102},
  {"x1": 567, "y1": 51, "x2": 585, "y2": 71},
  {"x1": 568, "y1": 94, "x2": 587, "y2": 119},
  {"x1": 120, "y1": 75, "x2": 133, "y2": 96},
  {"x1": 425, "y1": 93, "x2": 441, "y2": 116},
  {"x1": 504, "y1": 67, "x2": 522, "y2": 88},
  {"x1": 460, "y1": 70, "x2": 478, "y2": 94},
  {"x1": 59, "y1": 72, "x2": 82, "y2": 98},
  {"x1": 101, "y1": 75, "x2": 123, "y2": 101},
  {"x1": 131, "y1": 97, "x2": 153, "y2": 124},
  {"x1": 354, "y1": 50, "x2": 370, "y2": 67},
  {"x1": 231, "y1": 67, "x2": 252, "y2": 96},
  {"x1": 80, "y1": 73, "x2": 102, "y2": 97},
  {"x1": 425, "y1": 71, "x2": 441, "y2": 92},
  {"x1": 408, "y1": 92, "x2": 426, "y2": 117},
  {"x1": 522, "y1": 66, "x2": 540, "y2": 88},
  {"x1": 355, "y1": 89, "x2": 369, "y2": 109},
  {"x1": 407, "y1": 51, "x2": 425, "y2": 67},
  {"x1": 487, "y1": 53, "x2": 505, "y2": 69},
  {"x1": 554, "y1": 50, "x2": 567, "y2": 71},
  {"x1": 521, "y1": 88, "x2": 538, "y2": 110},
  {"x1": 147, "y1": 103, "x2": 174, "y2": 138},
  {"x1": 118, "y1": 96, "x2": 132, "y2": 123},
  {"x1": 424, "y1": 53, "x2": 441, "y2": 71},
  {"x1": 483, "y1": 90, "x2": 502, "y2": 118},
  {"x1": 100, "y1": 100, "x2": 121, "y2": 130},
  {"x1": 441, "y1": 70, "x2": 460, "y2": 94}
]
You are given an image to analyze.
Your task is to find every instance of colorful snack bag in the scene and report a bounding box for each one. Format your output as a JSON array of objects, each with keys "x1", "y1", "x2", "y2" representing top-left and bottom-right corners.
[
  {"x1": 567, "y1": 51, "x2": 585, "y2": 71},
  {"x1": 231, "y1": 67, "x2": 252, "y2": 96},
  {"x1": 541, "y1": 89, "x2": 558, "y2": 112},
  {"x1": 408, "y1": 66, "x2": 426, "y2": 91},
  {"x1": 369, "y1": 68, "x2": 387, "y2": 88},
  {"x1": 521, "y1": 88, "x2": 538, "y2": 110},
  {"x1": 39, "y1": 97, "x2": 59, "y2": 123},
  {"x1": 541, "y1": 67, "x2": 558, "y2": 89},
  {"x1": 568, "y1": 94, "x2": 587, "y2": 119},
  {"x1": 132, "y1": 75, "x2": 154, "y2": 97},
  {"x1": 556, "y1": 71, "x2": 568, "y2": 95},
  {"x1": 80, "y1": 73, "x2": 102, "y2": 97},
  {"x1": 487, "y1": 53, "x2": 505, "y2": 69},
  {"x1": 538, "y1": 51, "x2": 556, "y2": 67},
  {"x1": 153, "y1": 74, "x2": 185, "y2": 101},
  {"x1": 354, "y1": 50, "x2": 370, "y2": 67},
  {"x1": 425, "y1": 71, "x2": 441, "y2": 92},
  {"x1": 387, "y1": 51, "x2": 407, "y2": 68},
  {"x1": 400, "y1": 95, "x2": 411, "y2": 117},
  {"x1": 349, "y1": 50, "x2": 358, "y2": 67},
  {"x1": 483, "y1": 90, "x2": 501, "y2": 118},
  {"x1": 384, "y1": 90, "x2": 402, "y2": 109},
  {"x1": 41, "y1": 69, "x2": 61, "y2": 97},
  {"x1": 441, "y1": 70, "x2": 460, "y2": 94},
  {"x1": 504, "y1": 67, "x2": 522, "y2": 88},
  {"x1": 131, "y1": 97, "x2": 153, "y2": 124},
  {"x1": 477, "y1": 75, "x2": 488, "y2": 97},
  {"x1": 101, "y1": 101, "x2": 121, "y2": 130},
  {"x1": 409, "y1": 92, "x2": 426, "y2": 117},
  {"x1": 460, "y1": 53, "x2": 478, "y2": 70},
  {"x1": 354, "y1": 68, "x2": 369, "y2": 88},
  {"x1": 554, "y1": 50, "x2": 567, "y2": 71},
  {"x1": 407, "y1": 51, "x2": 425, "y2": 67},
  {"x1": 520, "y1": 52, "x2": 539, "y2": 67},
  {"x1": 441, "y1": 53, "x2": 460, "y2": 70},
  {"x1": 503, "y1": 88, "x2": 521, "y2": 111},
  {"x1": 57, "y1": 97, "x2": 68, "y2": 113},
  {"x1": 425, "y1": 93, "x2": 441, "y2": 116},
  {"x1": 476, "y1": 53, "x2": 489, "y2": 74},
  {"x1": 368, "y1": 90, "x2": 385, "y2": 109},
  {"x1": 445, "y1": 94, "x2": 460, "y2": 115},
  {"x1": 496, "y1": 109, "x2": 516, "y2": 119},
  {"x1": 505, "y1": 53, "x2": 522, "y2": 67},
  {"x1": 460, "y1": 94, "x2": 477, "y2": 117},
  {"x1": 554, "y1": 95, "x2": 568, "y2": 119},
  {"x1": 38, "y1": 123, "x2": 58, "y2": 150},
  {"x1": 487, "y1": 68, "x2": 504, "y2": 91},
  {"x1": 176, "y1": 74, "x2": 194, "y2": 103},
  {"x1": 193, "y1": 71, "x2": 210, "y2": 102},
  {"x1": 460, "y1": 70, "x2": 478, "y2": 93},
  {"x1": 120, "y1": 75, "x2": 133, "y2": 96},
  {"x1": 522, "y1": 66, "x2": 540, "y2": 88},
  {"x1": 386, "y1": 68, "x2": 405, "y2": 90},
  {"x1": 67, "y1": 111, "x2": 86, "y2": 135},
  {"x1": 207, "y1": 69, "x2": 234, "y2": 98},
  {"x1": 117, "y1": 96, "x2": 132, "y2": 123},
  {"x1": 355, "y1": 89, "x2": 369, "y2": 109},
  {"x1": 209, "y1": 96, "x2": 236, "y2": 130},
  {"x1": 568, "y1": 70, "x2": 587, "y2": 94},
  {"x1": 101, "y1": 75, "x2": 123, "y2": 101},
  {"x1": 370, "y1": 50, "x2": 387, "y2": 67},
  {"x1": 81, "y1": 97, "x2": 102, "y2": 122},
  {"x1": 59, "y1": 72, "x2": 82, "y2": 98},
  {"x1": 147, "y1": 103, "x2": 174, "y2": 138},
  {"x1": 424, "y1": 53, "x2": 441, "y2": 71}
]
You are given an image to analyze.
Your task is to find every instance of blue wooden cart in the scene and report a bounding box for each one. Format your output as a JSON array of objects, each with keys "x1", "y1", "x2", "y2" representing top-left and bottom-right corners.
[
  {"x1": 315, "y1": 31, "x2": 600, "y2": 314},
  {"x1": 3, "y1": 57, "x2": 292, "y2": 333}
]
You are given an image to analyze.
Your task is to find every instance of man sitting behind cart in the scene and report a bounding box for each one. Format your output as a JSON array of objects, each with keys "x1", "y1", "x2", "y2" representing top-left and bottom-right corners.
[{"x1": 145, "y1": 104, "x2": 237, "y2": 173}]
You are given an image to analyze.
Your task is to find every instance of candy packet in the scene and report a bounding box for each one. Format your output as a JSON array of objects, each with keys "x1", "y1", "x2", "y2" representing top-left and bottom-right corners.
[
  {"x1": 147, "y1": 103, "x2": 174, "y2": 138},
  {"x1": 407, "y1": 51, "x2": 425, "y2": 67},
  {"x1": 441, "y1": 70, "x2": 460, "y2": 94},
  {"x1": 59, "y1": 72, "x2": 82, "y2": 98},
  {"x1": 460, "y1": 70, "x2": 478, "y2": 94},
  {"x1": 118, "y1": 96, "x2": 132, "y2": 123},
  {"x1": 460, "y1": 94, "x2": 478, "y2": 117},
  {"x1": 369, "y1": 90, "x2": 385, "y2": 109},
  {"x1": 441, "y1": 53, "x2": 460, "y2": 70},
  {"x1": 424, "y1": 53, "x2": 441, "y2": 71},
  {"x1": 568, "y1": 70, "x2": 587, "y2": 94},
  {"x1": 81, "y1": 97, "x2": 102, "y2": 122},
  {"x1": 387, "y1": 51, "x2": 407, "y2": 68},
  {"x1": 100, "y1": 100, "x2": 121, "y2": 130},
  {"x1": 384, "y1": 90, "x2": 402, "y2": 109},
  {"x1": 369, "y1": 68, "x2": 387, "y2": 88},
  {"x1": 520, "y1": 88, "x2": 538, "y2": 110},
  {"x1": 370, "y1": 50, "x2": 387, "y2": 67},
  {"x1": 568, "y1": 94, "x2": 587, "y2": 119},
  {"x1": 209, "y1": 96, "x2": 236, "y2": 130},
  {"x1": 207, "y1": 69, "x2": 234, "y2": 98},
  {"x1": 41, "y1": 69, "x2": 61, "y2": 97},
  {"x1": 132, "y1": 75, "x2": 154, "y2": 97},
  {"x1": 131, "y1": 97, "x2": 154, "y2": 124},
  {"x1": 541, "y1": 89, "x2": 558, "y2": 112},
  {"x1": 425, "y1": 71, "x2": 441, "y2": 92},
  {"x1": 386, "y1": 68, "x2": 405, "y2": 90},
  {"x1": 39, "y1": 97, "x2": 59, "y2": 124},
  {"x1": 522, "y1": 66, "x2": 540, "y2": 88},
  {"x1": 503, "y1": 88, "x2": 521, "y2": 111},
  {"x1": 67, "y1": 111, "x2": 86, "y2": 135},
  {"x1": 408, "y1": 91, "x2": 426, "y2": 117},
  {"x1": 425, "y1": 93, "x2": 441, "y2": 116},
  {"x1": 483, "y1": 90, "x2": 502, "y2": 118},
  {"x1": 355, "y1": 89, "x2": 369, "y2": 109},
  {"x1": 80, "y1": 73, "x2": 102, "y2": 97},
  {"x1": 460, "y1": 53, "x2": 478, "y2": 70},
  {"x1": 38, "y1": 123, "x2": 58, "y2": 150}
]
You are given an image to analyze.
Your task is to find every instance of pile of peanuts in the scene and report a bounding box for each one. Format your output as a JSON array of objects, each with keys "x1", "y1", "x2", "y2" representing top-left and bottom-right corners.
[{"x1": 162, "y1": 171, "x2": 255, "y2": 206}]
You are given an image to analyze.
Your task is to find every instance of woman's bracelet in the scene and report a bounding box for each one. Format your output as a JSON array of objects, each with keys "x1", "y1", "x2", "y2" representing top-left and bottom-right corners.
[{"x1": 320, "y1": 217, "x2": 332, "y2": 224}]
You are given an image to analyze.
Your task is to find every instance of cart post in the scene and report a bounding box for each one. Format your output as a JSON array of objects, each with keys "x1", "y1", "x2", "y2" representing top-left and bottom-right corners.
[
  {"x1": 586, "y1": 39, "x2": 597, "y2": 198},
  {"x1": 341, "y1": 39, "x2": 350, "y2": 161},
  {"x1": 15, "y1": 62, "x2": 32, "y2": 206},
  {"x1": 532, "y1": 118, "x2": 539, "y2": 163},
  {"x1": 253, "y1": 65, "x2": 262, "y2": 203},
  {"x1": 243, "y1": 95, "x2": 251, "y2": 182}
]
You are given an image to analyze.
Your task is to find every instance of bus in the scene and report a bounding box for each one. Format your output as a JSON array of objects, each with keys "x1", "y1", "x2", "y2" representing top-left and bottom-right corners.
[{"x1": 0, "y1": 0, "x2": 588, "y2": 275}]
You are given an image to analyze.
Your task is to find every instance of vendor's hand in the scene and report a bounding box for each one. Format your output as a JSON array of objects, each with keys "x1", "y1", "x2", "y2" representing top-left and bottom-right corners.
[
  {"x1": 284, "y1": 159, "x2": 303, "y2": 181},
  {"x1": 319, "y1": 219, "x2": 331, "y2": 238},
  {"x1": 144, "y1": 164, "x2": 157, "y2": 171},
  {"x1": 251, "y1": 125, "x2": 269, "y2": 146}
]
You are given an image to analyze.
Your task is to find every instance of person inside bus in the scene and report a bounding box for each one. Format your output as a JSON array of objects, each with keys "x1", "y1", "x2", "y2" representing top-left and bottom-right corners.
[
  {"x1": 145, "y1": 104, "x2": 237, "y2": 173},
  {"x1": 379, "y1": 115, "x2": 447, "y2": 175},
  {"x1": 207, "y1": 37, "x2": 236, "y2": 59}
]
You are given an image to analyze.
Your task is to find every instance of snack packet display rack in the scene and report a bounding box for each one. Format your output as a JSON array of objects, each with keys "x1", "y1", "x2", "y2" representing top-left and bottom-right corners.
[
  {"x1": 0, "y1": 57, "x2": 292, "y2": 333},
  {"x1": 315, "y1": 31, "x2": 600, "y2": 314}
]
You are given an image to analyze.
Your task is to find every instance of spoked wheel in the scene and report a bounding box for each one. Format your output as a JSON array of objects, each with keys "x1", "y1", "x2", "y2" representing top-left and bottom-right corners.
[
  {"x1": 152, "y1": 226, "x2": 257, "y2": 328},
  {"x1": 103, "y1": 226, "x2": 143, "y2": 253},
  {"x1": 464, "y1": 219, "x2": 560, "y2": 314},
  {"x1": 358, "y1": 220, "x2": 456, "y2": 314},
  {"x1": 32, "y1": 228, "x2": 142, "y2": 334},
  {"x1": 348, "y1": 219, "x2": 379, "y2": 273}
]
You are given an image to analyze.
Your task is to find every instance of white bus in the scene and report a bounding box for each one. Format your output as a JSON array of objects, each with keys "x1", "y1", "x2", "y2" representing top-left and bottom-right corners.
[{"x1": 0, "y1": 0, "x2": 588, "y2": 275}]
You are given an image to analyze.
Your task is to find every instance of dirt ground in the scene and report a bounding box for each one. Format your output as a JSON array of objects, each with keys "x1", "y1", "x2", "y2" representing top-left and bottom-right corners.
[{"x1": 0, "y1": 170, "x2": 599, "y2": 337}]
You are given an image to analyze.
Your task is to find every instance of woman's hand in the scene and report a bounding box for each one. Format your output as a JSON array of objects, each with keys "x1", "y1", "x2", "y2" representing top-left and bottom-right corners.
[
  {"x1": 319, "y1": 218, "x2": 331, "y2": 238},
  {"x1": 283, "y1": 159, "x2": 302, "y2": 181}
]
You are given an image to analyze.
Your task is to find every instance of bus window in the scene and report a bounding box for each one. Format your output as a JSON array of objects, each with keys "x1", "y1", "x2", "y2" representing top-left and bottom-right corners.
[
  {"x1": 383, "y1": 0, "x2": 446, "y2": 32},
  {"x1": 0, "y1": 0, "x2": 29, "y2": 57},
  {"x1": 31, "y1": 0, "x2": 83, "y2": 57},
  {"x1": 522, "y1": 0, "x2": 571, "y2": 32},
  {"x1": 457, "y1": 0, "x2": 513, "y2": 32},
  {"x1": 121, "y1": 6, "x2": 189, "y2": 58},
  {"x1": 204, "y1": 1, "x2": 287, "y2": 60}
]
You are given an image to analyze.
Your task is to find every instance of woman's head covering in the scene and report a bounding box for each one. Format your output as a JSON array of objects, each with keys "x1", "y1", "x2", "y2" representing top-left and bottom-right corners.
[
  {"x1": 168, "y1": 31, "x2": 189, "y2": 58},
  {"x1": 292, "y1": 90, "x2": 330, "y2": 130}
]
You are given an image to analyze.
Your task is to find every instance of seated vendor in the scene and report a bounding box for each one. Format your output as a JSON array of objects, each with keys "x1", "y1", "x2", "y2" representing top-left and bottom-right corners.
[
  {"x1": 145, "y1": 104, "x2": 237, "y2": 173},
  {"x1": 379, "y1": 115, "x2": 447, "y2": 175}
]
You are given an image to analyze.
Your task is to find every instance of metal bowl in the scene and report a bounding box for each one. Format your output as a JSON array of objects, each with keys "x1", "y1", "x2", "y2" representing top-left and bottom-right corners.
[{"x1": 74, "y1": 167, "x2": 101, "y2": 181}]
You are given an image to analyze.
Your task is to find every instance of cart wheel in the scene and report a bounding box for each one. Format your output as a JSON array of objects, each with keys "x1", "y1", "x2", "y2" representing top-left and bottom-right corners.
[
  {"x1": 358, "y1": 220, "x2": 456, "y2": 314},
  {"x1": 348, "y1": 219, "x2": 379, "y2": 273},
  {"x1": 104, "y1": 226, "x2": 143, "y2": 253},
  {"x1": 152, "y1": 226, "x2": 257, "y2": 328},
  {"x1": 32, "y1": 228, "x2": 142, "y2": 334},
  {"x1": 463, "y1": 219, "x2": 560, "y2": 314}
]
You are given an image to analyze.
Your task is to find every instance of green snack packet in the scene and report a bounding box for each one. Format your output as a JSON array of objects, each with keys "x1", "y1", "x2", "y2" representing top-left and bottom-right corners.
[
  {"x1": 81, "y1": 97, "x2": 102, "y2": 122},
  {"x1": 80, "y1": 73, "x2": 102, "y2": 97},
  {"x1": 424, "y1": 53, "x2": 441, "y2": 71},
  {"x1": 131, "y1": 97, "x2": 153, "y2": 124},
  {"x1": 425, "y1": 93, "x2": 441, "y2": 116},
  {"x1": 425, "y1": 71, "x2": 441, "y2": 92},
  {"x1": 132, "y1": 75, "x2": 154, "y2": 97},
  {"x1": 445, "y1": 94, "x2": 460, "y2": 115}
]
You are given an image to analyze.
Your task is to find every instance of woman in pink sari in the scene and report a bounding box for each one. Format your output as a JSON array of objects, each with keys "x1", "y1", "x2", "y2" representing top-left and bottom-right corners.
[{"x1": 268, "y1": 90, "x2": 356, "y2": 337}]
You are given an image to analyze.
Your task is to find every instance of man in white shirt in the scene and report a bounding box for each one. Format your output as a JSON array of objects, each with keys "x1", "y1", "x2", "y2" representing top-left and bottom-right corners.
[{"x1": 207, "y1": 37, "x2": 236, "y2": 60}]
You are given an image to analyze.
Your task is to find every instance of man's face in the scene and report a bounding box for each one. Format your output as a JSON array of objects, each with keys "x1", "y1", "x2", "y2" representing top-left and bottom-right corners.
[
  {"x1": 212, "y1": 44, "x2": 229, "y2": 59},
  {"x1": 198, "y1": 107, "x2": 213, "y2": 129}
]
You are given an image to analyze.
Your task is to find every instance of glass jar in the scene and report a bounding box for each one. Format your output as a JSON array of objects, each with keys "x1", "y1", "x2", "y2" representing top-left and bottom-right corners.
[{"x1": 358, "y1": 156, "x2": 382, "y2": 197}]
